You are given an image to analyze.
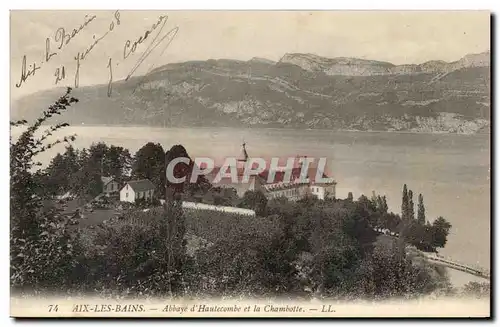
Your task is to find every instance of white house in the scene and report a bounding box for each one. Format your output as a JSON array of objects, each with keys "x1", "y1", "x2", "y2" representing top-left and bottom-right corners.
[
  {"x1": 309, "y1": 182, "x2": 336, "y2": 200},
  {"x1": 101, "y1": 176, "x2": 120, "y2": 195},
  {"x1": 119, "y1": 179, "x2": 155, "y2": 203}
]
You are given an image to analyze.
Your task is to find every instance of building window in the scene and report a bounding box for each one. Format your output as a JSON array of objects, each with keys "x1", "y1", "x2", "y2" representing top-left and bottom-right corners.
[{"x1": 126, "y1": 192, "x2": 128, "y2": 198}]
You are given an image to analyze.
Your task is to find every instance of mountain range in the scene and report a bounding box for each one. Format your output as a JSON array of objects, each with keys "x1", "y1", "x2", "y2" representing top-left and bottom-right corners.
[{"x1": 11, "y1": 50, "x2": 491, "y2": 134}]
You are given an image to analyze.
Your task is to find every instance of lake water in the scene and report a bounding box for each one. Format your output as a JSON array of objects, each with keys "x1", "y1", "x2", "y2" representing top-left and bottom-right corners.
[{"x1": 14, "y1": 126, "x2": 491, "y2": 286}]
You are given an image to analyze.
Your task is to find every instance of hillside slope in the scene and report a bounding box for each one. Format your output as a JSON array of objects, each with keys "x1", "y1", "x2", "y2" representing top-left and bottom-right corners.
[{"x1": 11, "y1": 51, "x2": 490, "y2": 134}]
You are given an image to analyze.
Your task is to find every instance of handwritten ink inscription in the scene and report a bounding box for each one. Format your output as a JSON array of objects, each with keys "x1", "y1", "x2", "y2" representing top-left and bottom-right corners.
[
  {"x1": 74, "y1": 10, "x2": 121, "y2": 88},
  {"x1": 15, "y1": 55, "x2": 41, "y2": 88},
  {"x1": 107, "y1": 14, "x2": 179, "y2": 96},
  {"x1": 15, "y1": 10, "x2": 179, "y2": 98},
  {"x1": 54, "y1": 66, "x2": 66, "y2": 84},
  {"x1": 15, "y1": 14, "x2": 97, "y2": 89}
]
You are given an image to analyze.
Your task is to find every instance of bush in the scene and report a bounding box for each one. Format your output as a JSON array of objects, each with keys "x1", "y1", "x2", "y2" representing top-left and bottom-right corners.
[
  {"x1": 462, "y1": 281, "x2": 490, "y2": 298},
  {"x1": 10, "y1": 210, "x2": 84, "y2": 293},
  {"x1": 75, "y1": 201, "x2": 186, "y2": 298},
  {"x1": 184, "y1": 207, "x2": 279, "y2": 244},
  {"x1": 10, "y1": 88, "x2": 83, "y2": 295}
]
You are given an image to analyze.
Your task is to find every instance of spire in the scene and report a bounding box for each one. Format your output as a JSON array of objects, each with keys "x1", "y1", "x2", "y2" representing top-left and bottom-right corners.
[
  {"x1": 242, "y1": 142, "x2": 249, "y2": 161},
  {"x1": 238, "y1": 141, "x2": 249, "y2": 162}
]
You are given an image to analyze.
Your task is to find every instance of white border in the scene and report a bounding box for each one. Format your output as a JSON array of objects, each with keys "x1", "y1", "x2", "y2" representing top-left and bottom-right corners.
[{"x1": 2, "y1": 1, "x2": 497, "y2": 326}]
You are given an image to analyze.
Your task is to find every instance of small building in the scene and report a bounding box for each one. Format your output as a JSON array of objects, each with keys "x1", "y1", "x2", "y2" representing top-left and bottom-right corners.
[
  {"x1": 209, "y1": 144, "x2": 337, "y2": 201},
  {"x1": 207, "y1": 167, "x2": 264, "y2": 197},
  {"x1": 306, "y1": 169, "x2": 337, "y2": 200},
  {"x1": 119, "y1": 179, "x2": 155, "y2": 203},
  {"x1": 309, "y1": 182, "x2": 336, "y2": 200},
  {"x1": 55, "y1": 191, "x2": 74, "y2": 201},
  {"x1": 264, "y1": 182, "x2": 310, "y2": 201},
  {"x1": 101, "y1": 176, "x2": 120, "y2": 195}
]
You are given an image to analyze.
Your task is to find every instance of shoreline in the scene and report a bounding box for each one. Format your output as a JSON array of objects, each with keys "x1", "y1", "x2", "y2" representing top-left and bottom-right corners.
[{"x1": 28, "y1": 124, "x2": 491, "y2": 136}]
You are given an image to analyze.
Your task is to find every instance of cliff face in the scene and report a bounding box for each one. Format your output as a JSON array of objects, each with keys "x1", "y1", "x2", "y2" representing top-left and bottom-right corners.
[
  {"x1": 12, "y1": 51, "x2": 490, "y2": 134},
  {"x1": 280, "y1": 51, "x2": 490, "y2": 76},
  {"x1": 279, "y1": 53, "x2": 395, "y2": 76}
]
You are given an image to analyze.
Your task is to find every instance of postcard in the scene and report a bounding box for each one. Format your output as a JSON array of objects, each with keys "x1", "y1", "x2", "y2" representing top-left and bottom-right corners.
[{"x1": 9, "y1": 10, "x2": 491, "y2": 318}]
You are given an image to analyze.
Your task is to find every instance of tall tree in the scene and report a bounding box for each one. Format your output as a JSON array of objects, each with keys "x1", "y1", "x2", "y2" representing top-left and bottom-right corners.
[
  {"x1": 381, "y1": 196, "x2": 389, "y2": 213},
  {"x1": 64, "y1": 145, "x2": 80, "y2": 175},
  {"x1": 44, "y1": 145, "x2": 81, "y2": 196},
  {"x1": 162, "y1": 144, "x2": 193, "y2": 295},
  {"x1": 70, "y1": 152, "x2": 103, "y2": 200},
  {"x1": 43, "y1": 153, "x2": 68, "y2": 196},
  {"x1": 347, "y1": 192, "x2": 354, "y2": 202},
  {"x1": 105, "y1": 145, "x2": 132, "y2": 184},
  {"x1": 408, "y1": 190, "x2": 415, "y2": 220},
  {"x1": 132, "y1": 142, "x2": 166, "y2": 198},
  {"x1": 417, "y1": 194, "x2": 426, "y2": 225},
  {"x1": 401, "y1": 184, "x2": 409, "y2": 220},
  {"x1": 88, "y1": 142, "x2": 109, "y2": 175}
]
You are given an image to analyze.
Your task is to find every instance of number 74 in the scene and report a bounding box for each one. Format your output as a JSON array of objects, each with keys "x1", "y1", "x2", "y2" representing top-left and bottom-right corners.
[{"x1": 48, "y1": 304, "x2": 59, "y2": 312}]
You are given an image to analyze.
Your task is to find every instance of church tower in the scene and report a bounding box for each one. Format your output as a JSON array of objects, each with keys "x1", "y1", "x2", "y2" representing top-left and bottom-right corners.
[
  {"x1": 237, "y1": 142, "x2": 249, "y2": 171},
  {"x1": 238, "y1": 142, "x2": 249, "y2": 163}
]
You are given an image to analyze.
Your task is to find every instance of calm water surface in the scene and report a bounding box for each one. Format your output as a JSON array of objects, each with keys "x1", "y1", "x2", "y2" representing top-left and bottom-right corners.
[{"x1": 16, "y1": 126, "x2": 491, "y2": 286}]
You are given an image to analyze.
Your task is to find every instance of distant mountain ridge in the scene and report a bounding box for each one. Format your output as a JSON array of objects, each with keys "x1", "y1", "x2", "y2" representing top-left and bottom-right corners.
[
  {"x1": 12, "y1": 50, "x2": 490, "y2": 134},
  {"x1": 279, "y1": 51, "x2": 490, "y2": 76}
]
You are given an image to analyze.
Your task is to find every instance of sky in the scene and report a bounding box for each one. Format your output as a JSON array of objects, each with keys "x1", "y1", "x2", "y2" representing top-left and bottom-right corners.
[{"x1": 10, "y1": 10, "x2": 490, "y2": 99}]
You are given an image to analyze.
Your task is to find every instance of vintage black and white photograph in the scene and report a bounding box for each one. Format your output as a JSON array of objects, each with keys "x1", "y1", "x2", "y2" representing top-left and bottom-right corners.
[{"x1": 9, "y1": 10, "x2": 491, "y2": 317}]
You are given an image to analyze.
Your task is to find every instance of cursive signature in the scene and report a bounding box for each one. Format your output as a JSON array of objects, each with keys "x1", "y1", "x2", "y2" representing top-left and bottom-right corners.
[
  {"x1": 15, "y1": 13, "x2": 97, "y2": 89},
  {"x1": 123, "y1": 15, "x2": 167, "y2": 61},
  {"x1": 107, "y1": 58, "x2": 113, "y2": 97},
  {"x1": 125, "y1": 15, "x2": 179, "y2": 81},
  {"x1": 16, "y1": 11, "x2": 178, "y2": 96},
  {"x1": 15, "y1": 55, "x2": 41, "y2": 88},
  {"x1": 54, "y1": 15, "x2": 97, "y2": 51},
  {"x1": 106, "y1": 14, "x2": 179, "y2": 97},
  {"x1": 74, "y1": 10, "x2": 121, "y2": 88}
]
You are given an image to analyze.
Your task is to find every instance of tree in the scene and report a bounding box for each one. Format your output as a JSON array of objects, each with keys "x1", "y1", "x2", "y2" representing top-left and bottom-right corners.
[
  {"x1": 239, "y1": 190, "x2": 268, "y2": 216},
  {"x1": 10, "y1": 88, "x2": 82, "y2": 292},
  {"x1": 408, "y1": 190, "x2": 415, "y2": 220},
  {"x1": 381, "y1": 196, "x2": 388, "y2": 213},
  {"x1": 164, "y1": 144, "x2": 211, "y2": 201},
  {"x1": 205, "y1": 187, "x2": 238, "y2": 206},
  {"x1": 371, "y1": 192, "x2": 389, "y2": 215},
  {"x1": 431, "y1": 216, "x2": 452, "y2": 248},
  {"x1": 105, "y1": 145, "x2": 132, "y2": 184},
  {"x1": 69, "y1": 145, "x2": 103, "y2": 199},
  {"x1": 417, "y1": 194, "x2": 426, "y2": 225},
  {"x1": 43, "y1": 145, "x2": 81, "y2": 196},
  {"x1": 43, "y1": 153, "x2": 68, "y2": 196},
  {"x1": 401, "y1": 184, "x2": 409, "y2": 220},
  {"x1": 347, "y1": 192, "x2": 353, "y2": 201},
  {"x1": 132, "y1": 142, "x2": 166, "y2": 198},
  {"x1": 10, "y1": 87, "x2": 78, "y2": 239}
]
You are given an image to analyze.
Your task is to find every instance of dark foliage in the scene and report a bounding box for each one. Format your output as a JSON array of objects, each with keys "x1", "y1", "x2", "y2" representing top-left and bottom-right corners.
[{"x1": 10, "y1": 91, "x2": 453, "y2": 299}]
